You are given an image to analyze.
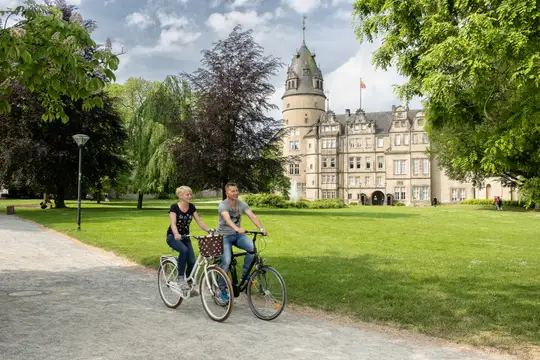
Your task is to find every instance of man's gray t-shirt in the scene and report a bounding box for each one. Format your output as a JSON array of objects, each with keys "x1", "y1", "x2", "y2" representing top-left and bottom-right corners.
[{"x1": 218, "y1": 199, "x2": 250, "y2": 235}]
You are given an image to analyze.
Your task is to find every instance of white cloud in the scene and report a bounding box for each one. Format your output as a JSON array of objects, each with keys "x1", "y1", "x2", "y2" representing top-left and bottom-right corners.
[
  {"x1": 229, "y1": 0, "x2": 259, "y2": 9},
  {"x1": 280, "y1": 0, "x2": 321, "y2": 14},
  {"x1": 206, "y1": 10, "x2": 273, "y2": 35},
  {"x1": 274, "y1": 6, "x2": 284, "y2": 18},
  {"x1": 332, "y1": 8, "x2": 352, "y2": 20},
  {"x1": 125, "y1": 12, "x2": 154, "y2": 30},
  {"x1": 324, "y1": 49, "x2": 422, "y2": 113},
  {"x1": 156, "y1": 11, "x2": 201, "y2": 46}
]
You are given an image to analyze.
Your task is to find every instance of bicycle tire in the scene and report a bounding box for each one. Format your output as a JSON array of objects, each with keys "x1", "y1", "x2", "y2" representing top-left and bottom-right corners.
[
  {"x1": 199, "y1": 265, "x2": 233, "y2": 322},
  {"x1": 157, "y1": 259, "x2": 183, "y2": 309},
  {"x1": 247, "y1": 265, "x2": 287, "y2": 321}
]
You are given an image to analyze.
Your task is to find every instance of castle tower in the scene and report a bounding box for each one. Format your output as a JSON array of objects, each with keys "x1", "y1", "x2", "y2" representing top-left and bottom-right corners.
[{"x1": 282, "y1": 17, "x2": 326, "y2": 199}]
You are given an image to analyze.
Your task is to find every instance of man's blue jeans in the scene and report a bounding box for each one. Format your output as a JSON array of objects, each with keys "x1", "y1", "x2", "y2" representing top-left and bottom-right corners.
[{"x1": 219, "y1": 233, "x2": 255, "y2": 292}]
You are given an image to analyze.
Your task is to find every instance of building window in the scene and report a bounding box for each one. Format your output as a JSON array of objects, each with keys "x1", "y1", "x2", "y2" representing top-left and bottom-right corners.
[
  {"x1": 404, "y1": 134, "x2": 409, "y2": 145},
  {"x1": 309, "y1": 164, "x2": 313, "y2": 170},
  {"x1": 395, "y1": 134, "x2": 401, "y2": 146},
  {"x1": 422, "y1": 158, "x2": 430, "y2": 175},
  {"x1": 423, "y1": 133, "x2": 429, "y2": 144},
  {"x1": 365, "y1": 176, "x2": 370, "y2": 185},
  {"x1": 296, "y1": 183, "x2": 306, "y2": 193},
  {"x1": 322, "y1": 158, "x2": 327, "y2": 168},
  {"x1": 356, "y1": 157, "x2": 361, "y2": 169},
  {"x1": 305, "y1": 118, "x2": 308, "y2": 124},
  {"x1": 289, "y1": 163, "x2": 300, "y2": 175},
  {"x1": 451, "y1": 188, "x2": 458, "y2": 202},
  {"x1": 349, "y1": 157, "x2": 354, "y2": 169},
  {"x1": 394, "y1": 160, "x2": 407, "y2": 175},
  {"x1": 422, "y1": 185, "x2": 430, "y2": 200},
  {"x1": 377, "y1": 176, "x2": 382, "y2": 186},
  {"x1": 309, "y1": 143, "x2": 311, "y2": 149},
  {"x1": 331, "y1": 139, "x2": 336, "y2": 148},
  {"x1": 289, "y1": 140, "x2": 299, "y2": 150},
  {"x1": 413, "y1": 159, "x2": 419, "y2": 175},
  {"x1": 330, "y1": 157, "x2": 336, "y2": 168},
  {"x1": 418, "y1": 119, "x2": 424, "y2": 127},
  {"x1": 331, "y1": 175, "x2": 336, "y2": 184},
  {"x1": 348, "y1": 193, "x2": 352, "y2": 200},
  {"x1": 322, "y1": 175, "x2": 327, "y2": 184},
  {"x1": 332, "y1": 125, "x2": 339, "y2": 132},
  {"x1": 322, "y1": 191, "x2": 336, "y2": 199},
  {"x1": 355, "y1": 177, "x2": 361, "y2": 186},
  {"x1": 361, "y1": 124, "x2": 367, "y2": 130},
  {"x1": 348, "y1": 176, "x2": 354, "y2": 186},
  {"x1": 290, "y1": 128, "x2": 299, "y2": 136},
  {"x1": 413, "y1": 186, "x2": 420, "y2": 200},
  {"x1": 354, "y1": 124, "x2": 360, "y2": 131},
  {"x1": 366, "y1": 157, "x2": 371, "y2": 169},
  {"x1": 377, "y1": 156, "x2": 384, "y2": 169},
  {"x1": 413, "y1": 134, "x2": 418, "y2": 144},
  {"x1": 365, "y1": 138, "x2": 372, "y2": 148},
  {"x1": 287, "y1": 103, "x2": 290, "y2": 108},
  {"x1": 394, "y1": 187, "x2": 406, "y2": 200},
  {"x1": 377, "y1": 137, "x2": 383, "y2": 148}
]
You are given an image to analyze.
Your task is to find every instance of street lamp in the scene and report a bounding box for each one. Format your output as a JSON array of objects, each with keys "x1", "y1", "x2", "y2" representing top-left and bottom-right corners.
[
  {"x1": 384, "y1": 181, "x2": 388, "y2": 205},
  {"x1": 72, "y1": 134, "x2": 90, "y2": 230}
]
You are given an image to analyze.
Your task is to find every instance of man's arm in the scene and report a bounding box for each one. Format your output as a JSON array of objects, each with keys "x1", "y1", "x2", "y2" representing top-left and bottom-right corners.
[
  {"x1": 220, "y1": 210, "x2": 245, "y2": 234},
  {"x1": 245, "y1": 209, "x2": 267, "y2": 235}
]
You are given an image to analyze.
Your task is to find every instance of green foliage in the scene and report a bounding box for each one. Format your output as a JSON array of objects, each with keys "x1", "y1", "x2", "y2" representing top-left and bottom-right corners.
[
  {"x1": 0, "y1": 3, "x2": 119, "y2": 121},
  {"x1": 353, "y1": 0, "x2": 540, "y2": 204},
  {"x1": 461, "y1": 199, "x2": 536, "y2": 208},
  {"x1": 395, "y1": 202, "x2": 405, "y2": 207},
  {"x1": 243, "y1": 194, "x2": 346, "y2": 209}
]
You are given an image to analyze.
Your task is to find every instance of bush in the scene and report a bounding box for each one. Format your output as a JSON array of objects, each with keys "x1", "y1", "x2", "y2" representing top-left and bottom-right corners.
[
  {"x1": 348, "y1": 201, "x2": 359, "y2": 206},
  {"x1": 396, "y1": 202, "x2": 406, "y2": 206},
  {"x1": 461, "y1": 199, "x2": 536, "y2": 208},
  {"x1": 289, "y1": 200, "x2": 311, "y2": 208},
  {"x1": 309, "y1": 199, "x2": 347, "y2": 209},
  {"x1": 243, "y1": 193, "x2": 288, "y2": 208}
]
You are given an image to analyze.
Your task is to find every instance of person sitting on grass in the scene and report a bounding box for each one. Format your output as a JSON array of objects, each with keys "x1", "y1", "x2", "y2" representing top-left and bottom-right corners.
[{"x1": 166, "y1": 186, "x2": 213, "y2": 296}]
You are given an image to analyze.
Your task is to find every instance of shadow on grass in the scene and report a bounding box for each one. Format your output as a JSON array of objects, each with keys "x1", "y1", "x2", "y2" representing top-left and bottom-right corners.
[
  {"x1": 264, "y1": 255, "x2": 540, "y2": 348},
  {"x1": 249, "y1": 208, "x2": 419, "y2": 218}
]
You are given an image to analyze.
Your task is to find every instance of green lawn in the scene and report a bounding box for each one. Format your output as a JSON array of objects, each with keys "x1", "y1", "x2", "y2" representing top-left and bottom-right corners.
[{"x1": 3, "y1": 199, "x2": 539, "y2": 351}]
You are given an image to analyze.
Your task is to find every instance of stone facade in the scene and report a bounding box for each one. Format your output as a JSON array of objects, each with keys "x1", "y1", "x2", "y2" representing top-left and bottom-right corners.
[{"x1": 281, "y1": 38, "x2": 514, "y2": 205}]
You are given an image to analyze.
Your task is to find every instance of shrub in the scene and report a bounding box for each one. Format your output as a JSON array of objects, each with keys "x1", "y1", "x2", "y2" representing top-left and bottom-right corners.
[
  {"x1": 309, "y1": 199, "x2": 347, "y2": 209},
  {"x1": 348, "y1": 201, "x2": 359, "y2": 206},
  {"x1": 289, "y1": 200, "x2": 311, "y2": 208},
  {"x1": 396, "y1": 202, "x2": 405, "y2": 206},
  {"x1": 461, "y1": 199, "x2": 536, "y2": 208},
  {"x1": 244, "y1": 193, "x2": 288, "y2": 208}
]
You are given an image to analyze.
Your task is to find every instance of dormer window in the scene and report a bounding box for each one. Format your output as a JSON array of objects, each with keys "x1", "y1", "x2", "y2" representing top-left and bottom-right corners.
[{"x1": 303, "y1": 68, "x2": 310, "y2": 76}]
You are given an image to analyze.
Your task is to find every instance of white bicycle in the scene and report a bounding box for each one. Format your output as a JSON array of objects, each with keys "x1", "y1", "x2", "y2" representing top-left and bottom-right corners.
[{"x1": 157, "y1": 232, "x2": 233, "y2": 322}]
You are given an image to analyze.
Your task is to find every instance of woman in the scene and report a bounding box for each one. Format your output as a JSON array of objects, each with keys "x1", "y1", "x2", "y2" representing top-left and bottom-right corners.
[{"x1": 166, "y1": 186, "x2": 212, "y2": 293}]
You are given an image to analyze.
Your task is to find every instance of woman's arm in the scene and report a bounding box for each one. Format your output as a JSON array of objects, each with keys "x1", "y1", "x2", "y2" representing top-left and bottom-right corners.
[
  {"x1": 193, "y1": 211, "x2": 211, "y2": 232},
  {"x1": 169, "y1": 212, "x2": 181, "y2": 239}
]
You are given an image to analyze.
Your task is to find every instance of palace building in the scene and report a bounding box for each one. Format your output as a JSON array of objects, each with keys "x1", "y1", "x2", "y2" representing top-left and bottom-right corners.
[{"x1": 280, "y1": 32, "x2": 514, "y2": 205}]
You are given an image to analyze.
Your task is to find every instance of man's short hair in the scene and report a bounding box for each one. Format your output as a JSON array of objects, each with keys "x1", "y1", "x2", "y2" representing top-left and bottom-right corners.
[{"x1": 225, "y1": 182, "x2": 238, "y2": 191}]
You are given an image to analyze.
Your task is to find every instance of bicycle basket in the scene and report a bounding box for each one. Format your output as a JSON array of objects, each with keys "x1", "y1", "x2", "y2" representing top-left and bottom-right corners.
[{"x1": 197, "y1": 234, "x2": 224, "y2": 258}]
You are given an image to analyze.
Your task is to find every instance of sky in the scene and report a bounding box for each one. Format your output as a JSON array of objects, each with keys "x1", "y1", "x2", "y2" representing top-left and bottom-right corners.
[{"x1": 1, "y1": 0, "x2": 423, "y2": 120}]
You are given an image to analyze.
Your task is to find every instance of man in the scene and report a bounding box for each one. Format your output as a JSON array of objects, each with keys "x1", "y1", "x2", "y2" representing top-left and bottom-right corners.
[{"x1": 218, "y1": 182, "x2": 268, "y2": 299}]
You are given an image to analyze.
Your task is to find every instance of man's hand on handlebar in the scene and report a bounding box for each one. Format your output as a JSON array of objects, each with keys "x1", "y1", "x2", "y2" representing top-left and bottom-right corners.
[
  {"x1": 259, "y1": 228, "x2": 268, "y2": 236},
  {"x1": 236, "y1": 227, "x2": 246, "y2": 234}
]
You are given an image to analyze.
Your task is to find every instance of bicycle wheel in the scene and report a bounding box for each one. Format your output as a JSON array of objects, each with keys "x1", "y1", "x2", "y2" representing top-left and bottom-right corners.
[
  {"x1": 247, "y1": 265, "x2": 286, "y2": 321},
  {"x1": 157, "y1": 259, "x2": 183, "y2": 308},
  {"x1": 199, "y1": 265, "x2": 233, "y2": 322}
]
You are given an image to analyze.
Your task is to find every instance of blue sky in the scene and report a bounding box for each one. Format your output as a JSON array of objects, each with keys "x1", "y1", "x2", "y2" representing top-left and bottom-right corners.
[{"x1": 1, "y1": 0, "x2": 422, "y2": 119}]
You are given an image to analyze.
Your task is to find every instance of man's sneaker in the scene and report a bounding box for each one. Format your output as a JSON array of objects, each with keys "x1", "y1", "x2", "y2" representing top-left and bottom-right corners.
[
  {"x1": 190, "y1": 288, "x2": 199, "y2": 297},
  {"x1": 217, "y1": 291, "x2": 229, "y2": 306},
  {"x1": 177, "y1": 279, "x2": 190, "y2": 291}
]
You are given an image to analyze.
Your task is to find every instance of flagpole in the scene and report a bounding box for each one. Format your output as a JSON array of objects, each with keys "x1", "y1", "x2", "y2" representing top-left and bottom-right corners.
[{"x1": 360, "y1": 77, "x2": 362, "y2": 111}]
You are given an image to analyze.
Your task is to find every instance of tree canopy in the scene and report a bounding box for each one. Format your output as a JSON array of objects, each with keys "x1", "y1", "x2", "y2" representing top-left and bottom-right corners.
[
  {"x1": 0, "y1": 1, "x2": 119, "y2": 122},
  {"x1": 353, "y1": 0, "x2": 540, "y2": 203},
  {"x1": 176, "y1": 25, "x2": 289, "y2": 198}
]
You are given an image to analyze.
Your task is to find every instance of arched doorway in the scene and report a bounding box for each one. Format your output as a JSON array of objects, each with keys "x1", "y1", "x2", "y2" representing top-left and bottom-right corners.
[
  {"x1": 371, "y1": 191, "x2": 385, "y2": 206},
  {"x1": 485, "y1": 184, "x2": 492, "y2": 199},
  {"x1": 386, "y1": 194, "x2": 394, "y2": 206},
  {"x1": 360, "y1": 193, "x2": 368, "y2": 205}
]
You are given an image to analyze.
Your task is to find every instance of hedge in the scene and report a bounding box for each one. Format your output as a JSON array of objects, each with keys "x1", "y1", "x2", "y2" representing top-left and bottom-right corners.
[
  {"x1": 460, "y1": 199, "x2": 536, "y2": 208},
  {"x1": 243, "y1": 194, "x2": 346, "y2": 209}
]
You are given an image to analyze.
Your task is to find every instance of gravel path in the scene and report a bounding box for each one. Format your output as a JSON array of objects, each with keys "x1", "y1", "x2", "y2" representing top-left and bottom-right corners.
[{"x1": 0, "y1": 214, "x2": 516, "y2": 360}]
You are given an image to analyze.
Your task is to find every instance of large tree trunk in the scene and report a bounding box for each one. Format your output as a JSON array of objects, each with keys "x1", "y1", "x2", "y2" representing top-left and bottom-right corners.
[
  {"x1": 54, "y1": 188, "x2": 66, "y2": 208},
  {"x1": 43, "y1": 192, "x2": 50, "y2": 203},
  {"x1": 137, "y1": 192, "x2": 143, "y2": 210},
  {"x1": 95, "y1": 191, "x2": 101, "y2": 204}
]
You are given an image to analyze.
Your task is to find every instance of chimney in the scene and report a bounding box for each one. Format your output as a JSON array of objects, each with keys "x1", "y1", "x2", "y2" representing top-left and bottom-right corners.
[{"x1": 345, "y1": 109, "x2": 350, "y2": 117}]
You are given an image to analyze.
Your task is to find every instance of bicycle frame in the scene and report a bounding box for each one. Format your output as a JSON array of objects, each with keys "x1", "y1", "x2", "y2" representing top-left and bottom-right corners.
[
  {"x1": 160, "y1": 235, "x2": 221, "y2": 300},
  {"x1": 226, "y1": 231, "x2": 265, "y2": 297}
]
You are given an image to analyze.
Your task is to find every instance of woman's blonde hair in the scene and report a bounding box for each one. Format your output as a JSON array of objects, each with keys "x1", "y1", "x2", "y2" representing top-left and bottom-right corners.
[{"x1": 176, "y1": 186, "x2": 192, "y2": 197}]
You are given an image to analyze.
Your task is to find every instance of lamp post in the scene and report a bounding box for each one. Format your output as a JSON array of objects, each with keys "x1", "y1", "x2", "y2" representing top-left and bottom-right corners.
[
  {"x1": 384, "y1": 181, "x2": 388, "y2": 205},
  {"x1": 72, "y1": 134, "x2": 90, "y2": 230}
]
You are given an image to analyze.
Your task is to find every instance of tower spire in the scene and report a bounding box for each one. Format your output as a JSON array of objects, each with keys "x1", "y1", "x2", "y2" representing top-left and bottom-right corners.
[{"x1": 302, "y1": 15, "x2": 306, "y2": 44}]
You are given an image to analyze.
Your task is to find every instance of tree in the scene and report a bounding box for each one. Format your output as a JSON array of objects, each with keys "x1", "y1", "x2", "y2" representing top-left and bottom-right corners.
[
  {"x1": 0, "y1": 83, "x2": 128, "y2": 208},
  {"x1": 177, "y1": 25, "x2": 288, "y2": 199},
  {"x1": 0, "y1": 1, "x2": 119, "y2": 122},
  {"x1": 106, "y1": 76, "x2": 187, "y2": 209},
  {"x1": 352, "y1": 0, "x2": 540, "y2": 204}
]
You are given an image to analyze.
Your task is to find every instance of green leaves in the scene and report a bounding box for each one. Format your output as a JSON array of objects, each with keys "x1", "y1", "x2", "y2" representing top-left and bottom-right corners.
[{"x1": 0, "y1": 3, "x2": 120, "y2": 121}]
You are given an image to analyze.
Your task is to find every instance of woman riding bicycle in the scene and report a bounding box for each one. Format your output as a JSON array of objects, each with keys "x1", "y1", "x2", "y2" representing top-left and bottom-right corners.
[{"x1": 166, "y1": 186, "x2": 213, "y2": 293}]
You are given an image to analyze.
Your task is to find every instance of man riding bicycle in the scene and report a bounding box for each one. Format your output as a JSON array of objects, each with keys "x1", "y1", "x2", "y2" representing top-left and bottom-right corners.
[{"x1": 218, "y1": 182, "x2": 268, "y2": 301}]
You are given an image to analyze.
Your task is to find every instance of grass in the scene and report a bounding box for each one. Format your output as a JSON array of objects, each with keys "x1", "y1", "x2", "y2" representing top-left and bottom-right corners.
[{"x1": 3, "y1": 198, "x2": 539, "y2": 352}]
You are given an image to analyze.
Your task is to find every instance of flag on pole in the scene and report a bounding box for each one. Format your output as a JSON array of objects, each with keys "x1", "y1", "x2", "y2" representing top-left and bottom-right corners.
[{"x1": 360, "y1": 79, "x2": 367, "y2": 89}]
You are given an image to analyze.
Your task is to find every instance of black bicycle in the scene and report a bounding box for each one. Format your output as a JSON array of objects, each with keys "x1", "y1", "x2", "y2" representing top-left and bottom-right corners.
[{"x1": 215, "y1": 231, "x2": 287, "y2": 321}]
